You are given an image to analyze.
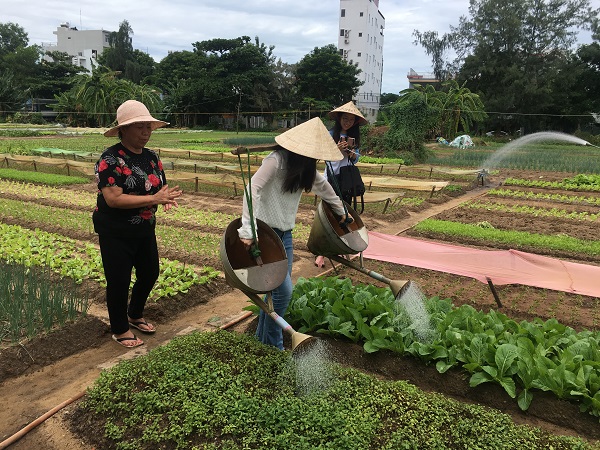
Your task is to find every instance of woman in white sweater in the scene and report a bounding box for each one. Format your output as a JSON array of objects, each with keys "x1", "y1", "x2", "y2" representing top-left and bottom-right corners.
[{"x1": 238, "y1": 117, "x2": 348, "y2": 349}]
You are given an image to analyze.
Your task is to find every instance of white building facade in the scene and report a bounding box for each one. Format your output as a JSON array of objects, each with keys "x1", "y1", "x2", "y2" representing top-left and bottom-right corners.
[
  {"x1": 337, "y1": 0, "x2": 385, "y2": 123},
  {"x1": 41, "y1": 23, "x2": 111, "y2": 73}
]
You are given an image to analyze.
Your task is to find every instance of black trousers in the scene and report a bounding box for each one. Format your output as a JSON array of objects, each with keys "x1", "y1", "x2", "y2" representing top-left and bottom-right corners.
[{"x1": 98, "y1": 234, "x2": 160, "y2": 334}]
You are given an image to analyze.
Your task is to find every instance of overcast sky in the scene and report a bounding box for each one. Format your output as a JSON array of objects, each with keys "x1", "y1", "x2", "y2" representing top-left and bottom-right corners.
[{"x1": 3, "y1": 0, "x2": 599, "y2": 94}]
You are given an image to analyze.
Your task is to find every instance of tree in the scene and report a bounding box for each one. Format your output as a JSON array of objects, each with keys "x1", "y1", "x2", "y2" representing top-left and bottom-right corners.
[
  {"x1": 414, "y1": 0, "x2": 599, "y2": 132},
  {"x1": 53, "y1": 63, "x2": 163, "y2": 127},
  {"x1": 193, "y1": 36, "x2": 277, "y2": 114},
  {"x1": 396, "y1": 84, "x2": 446, "y2": 138},
  {"x1": 412, "y1": 30, "x2": 454, "y2": 81},
  {"x1": 0, "y1": 71, "x2": 27, "y2": 120},
  {"x1": 294, "y1": 44, "x2": 362, "y2": 110},
  {"x1": 124, "y1": 49, "x2": 156, "y2": 84},
  {"x1": 99, "y1": 20, "x2": 134, "y2": 75},
  {"x1": 154, "y1": 50, "x2": 205, "y2": 127},
  {"x1": 0, "y1": 22, "x2": 28, "y2": 60},
  {"x1": 31, "y1": 51, "x2": 81, "y2": 99},
  {"x1": 269, "y1": 58, "x2": 297, "y2": 111},
  {"x1": 384, "y1": 94, "x2": 436, "y2": 162},
  {"x1": 97, "y1": 20, "x2": 155, "y2": 84},
  {"x1": 155, "y1": 36, "x2": 278, "y2": 127},
  {"x1": 439, "y1": 79, "x2": 487, "y2": 138},
  {"x1": 0, "y1": 22, "x2": 40, "y2": 93},
  {"x1": 380, "y1": 93, "x2": 400, "y2": 107}
]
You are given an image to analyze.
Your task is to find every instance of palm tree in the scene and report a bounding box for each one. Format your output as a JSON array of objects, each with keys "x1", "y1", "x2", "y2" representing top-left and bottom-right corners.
[
  {"x1": 440, "y1": 80, "x2": 487, "y2": 138},
  {"x1": 53, "y1": 63, "x2": 163, "y2": 127}
]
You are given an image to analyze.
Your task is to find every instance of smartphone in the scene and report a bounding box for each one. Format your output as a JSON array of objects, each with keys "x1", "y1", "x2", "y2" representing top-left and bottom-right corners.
[{"x1": 347, "y1": 137, "x2": 355, "y2": 148}]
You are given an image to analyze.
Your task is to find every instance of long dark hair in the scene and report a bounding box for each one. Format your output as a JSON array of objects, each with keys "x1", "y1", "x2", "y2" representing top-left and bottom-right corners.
[
  {"x1": 330, "y1": 113, "x2": 361, "y2": 148},
  {"x1": 279, "y1": 148, "x2": 317, "y2": 193}
]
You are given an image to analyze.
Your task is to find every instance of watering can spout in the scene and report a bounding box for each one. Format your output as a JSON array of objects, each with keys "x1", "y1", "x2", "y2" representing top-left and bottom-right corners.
[
  {"x1": 291, "y1": 332, "x2": 318, "y2": 354},
  {"x1": 390, "y1": 279, "x2": 412, "y2": 299}
]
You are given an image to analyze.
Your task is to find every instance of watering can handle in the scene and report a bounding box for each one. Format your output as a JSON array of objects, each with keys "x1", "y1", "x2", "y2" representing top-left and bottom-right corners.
[
  {"x1": 250, "y1": 243, "x2": 263, "y2": 266},
  {"x1": 333, "y1": 212, "x2": 354, "y2": 232}
]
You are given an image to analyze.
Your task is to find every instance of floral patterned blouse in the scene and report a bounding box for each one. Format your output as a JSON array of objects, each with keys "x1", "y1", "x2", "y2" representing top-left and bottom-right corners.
[{"x1": 92, "y1": 143, "x2": 167, "y2": 237}]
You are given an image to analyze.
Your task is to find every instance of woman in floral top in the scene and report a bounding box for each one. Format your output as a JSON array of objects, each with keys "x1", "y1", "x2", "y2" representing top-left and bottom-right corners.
[{"x1": 93, "y1": 100, "x2": 182, "y2": 348}]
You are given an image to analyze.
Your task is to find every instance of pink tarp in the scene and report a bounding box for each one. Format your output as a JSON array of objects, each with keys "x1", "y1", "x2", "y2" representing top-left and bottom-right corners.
[{"x1": 362, "y1": 232, "x2": 600, "y2": 298}]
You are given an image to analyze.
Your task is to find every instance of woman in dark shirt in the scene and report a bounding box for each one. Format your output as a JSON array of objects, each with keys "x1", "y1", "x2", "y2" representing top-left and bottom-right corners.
[{"x1": 93, "y1": 100, "x2": 182, "y2": 348}]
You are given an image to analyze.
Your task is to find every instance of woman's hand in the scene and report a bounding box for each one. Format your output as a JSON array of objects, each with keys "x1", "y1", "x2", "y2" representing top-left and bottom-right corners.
[
  {"x1": 337, "y1": 140, "x2": 348, "y2": 151},
  {"x1": 240, "y1": 238, "x2": 254, "y2": 250},
  {"x1": 155, "y1": 185, "x2": 182, "y2": 208}
]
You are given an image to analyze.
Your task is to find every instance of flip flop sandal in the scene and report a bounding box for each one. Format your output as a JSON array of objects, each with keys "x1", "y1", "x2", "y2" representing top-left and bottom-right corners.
[
  {"x1": 112, "y1": 334, "x2": 144, "y2": 348},
  {"x1": 128, "y1": 319, "x2": 156, "y2": 334}
]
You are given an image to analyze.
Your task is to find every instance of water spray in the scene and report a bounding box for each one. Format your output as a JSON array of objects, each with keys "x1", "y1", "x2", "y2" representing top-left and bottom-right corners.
[{"x1": 480, "y1": 131, "x2": 595, "y2": 171}]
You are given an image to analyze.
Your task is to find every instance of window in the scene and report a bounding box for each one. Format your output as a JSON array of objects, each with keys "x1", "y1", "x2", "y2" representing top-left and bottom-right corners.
[
  {"x1": 360, "y1": 12, "x2": 364, "y2": 17},
  {"x1": 357, "y1": 53, "x2": 362, "y2": 57},
  {"x1": 341, "y1": 9, "x2": 345, "y2": 17},
  {"x1": 340, "y1": 29, "x2": 345, "y2": 36},
  {"x1": 359, "y1": 32, "x2": 362, "y2": 37}
]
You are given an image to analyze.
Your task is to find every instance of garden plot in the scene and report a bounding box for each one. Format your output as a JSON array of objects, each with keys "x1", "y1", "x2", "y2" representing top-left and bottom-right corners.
[{"x1": 1, "y1": 163, "x2": 599, "y2": 448}]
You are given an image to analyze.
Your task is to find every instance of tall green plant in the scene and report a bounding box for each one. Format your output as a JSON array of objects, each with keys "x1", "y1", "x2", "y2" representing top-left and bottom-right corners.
[
  {"x1": 0, "y1": 260, "x2": 88, "y2": 342},
  {"x1": 384, "y1": 92, "x2": 437, "y2": 161}
]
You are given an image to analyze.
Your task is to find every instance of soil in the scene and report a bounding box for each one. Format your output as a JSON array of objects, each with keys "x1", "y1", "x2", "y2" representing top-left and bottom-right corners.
[{"x1": 1, "y1": 169, "x2": 599, "y2": 449}]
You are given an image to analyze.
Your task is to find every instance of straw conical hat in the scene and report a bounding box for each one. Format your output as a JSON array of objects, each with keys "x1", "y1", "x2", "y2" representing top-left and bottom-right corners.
[
  {"x1": 275, "y1": 117, "x2": 343, "y2": 161},
  {"x1": 328, "y1": 101, "x2": 368, "y2": 126}
]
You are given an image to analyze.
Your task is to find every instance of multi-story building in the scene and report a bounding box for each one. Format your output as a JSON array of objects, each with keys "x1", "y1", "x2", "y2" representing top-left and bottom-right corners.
[
  {"x1": 41, "y1": 23, "x2": 111, "y2": 73},
  {"x1": 337, "y1": 0, "x2": 385, "y2": 123},
  {"x1": 407, "y1": 68, "x2": 439, "y2": 89}
]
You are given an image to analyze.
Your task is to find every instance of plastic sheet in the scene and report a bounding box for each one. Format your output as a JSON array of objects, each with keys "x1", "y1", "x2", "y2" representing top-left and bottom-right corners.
[{"x1": 363, "y1": 232, "x2": 600, "y2": 297}]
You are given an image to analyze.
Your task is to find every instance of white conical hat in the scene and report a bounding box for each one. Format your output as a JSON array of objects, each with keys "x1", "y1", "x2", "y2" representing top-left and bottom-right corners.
[
  {"x1": 328, "y1": 101, "x2": 368, "y2": 126},
  {"x1": 275, "y1": 117, "x2": 343, "y2": 161}
]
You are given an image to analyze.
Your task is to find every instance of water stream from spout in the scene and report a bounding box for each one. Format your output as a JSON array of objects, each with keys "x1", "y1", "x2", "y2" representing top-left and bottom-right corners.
[
  {"x1": 393, "y1": 282, "x2": 435, "y2": 342},
  {"x1": 291, "y1": 340, "x2": 335, "y2": 396},
  {"x1": 479, "y1": 131, "x2": 591, "y2": 171}
]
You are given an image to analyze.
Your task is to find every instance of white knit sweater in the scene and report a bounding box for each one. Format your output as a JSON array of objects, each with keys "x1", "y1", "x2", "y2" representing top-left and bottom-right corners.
[{"x1": 238, "y1": 151, "x2": 346, "y2": 239}]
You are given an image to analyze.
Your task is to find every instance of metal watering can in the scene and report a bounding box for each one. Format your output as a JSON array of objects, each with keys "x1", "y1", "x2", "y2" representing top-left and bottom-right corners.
[
  {"x1": 220, "y1": 218, "x2": 318, "y2": 352},
  {"x1": 308, "y1": 201, "x2": 413, "y2": 300}
]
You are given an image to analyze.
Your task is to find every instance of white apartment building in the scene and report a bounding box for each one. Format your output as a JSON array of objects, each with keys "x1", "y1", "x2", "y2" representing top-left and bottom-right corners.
[
  {"x1": 41, "y1": 23, "x2": 112, "y2": 73},
  {"x1": 338, "y1": 0, "x2": 385, "y2": 123}
]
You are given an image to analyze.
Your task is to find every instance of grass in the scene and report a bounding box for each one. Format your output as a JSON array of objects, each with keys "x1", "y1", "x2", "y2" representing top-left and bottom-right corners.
[
  {"x1": 426, "y1": 141, "x2": 600, "y2": 173},
  {"x1": 0, "y1": 168, "x2": 89, "y2": 185},
  {"x1": 413, "y1": 218, "x2": 600, "y2": 256}
]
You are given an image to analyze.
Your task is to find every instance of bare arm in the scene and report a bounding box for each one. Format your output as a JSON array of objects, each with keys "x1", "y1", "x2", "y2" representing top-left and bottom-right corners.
[{"x1": 101, "y1": 184, "x2": 182, "y2": 209}]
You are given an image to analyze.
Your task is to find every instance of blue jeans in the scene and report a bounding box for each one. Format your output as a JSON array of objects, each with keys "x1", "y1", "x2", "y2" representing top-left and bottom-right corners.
[{"x1": 255, "y1": 228, "x2": 293, "y2": 350}]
